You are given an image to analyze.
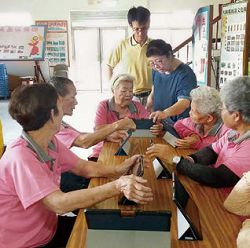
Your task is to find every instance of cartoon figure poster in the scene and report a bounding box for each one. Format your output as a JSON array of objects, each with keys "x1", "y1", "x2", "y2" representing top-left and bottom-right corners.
[
  {"x1": 0, "y1": 26, "x2": 47, "y2": 61},
  {"x1": 192, "y1": 6, "x2": 213, "y2": 86}
]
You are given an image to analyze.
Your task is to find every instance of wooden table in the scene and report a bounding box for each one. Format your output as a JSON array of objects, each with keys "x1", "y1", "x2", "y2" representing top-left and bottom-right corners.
[{"x1": 66, "y1": 137, "x2": 241, "y2": 248}]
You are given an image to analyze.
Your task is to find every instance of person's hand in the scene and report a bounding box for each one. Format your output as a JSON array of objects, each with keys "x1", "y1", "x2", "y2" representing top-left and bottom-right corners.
[
  {"x1": 115, "y1": 174, "x2": 153, "y2": 204},
  {"x1": 175, "y1": 134, "x2": 199, "y2": 148},
  {"x1": 150, "y1": 122, "x2": 164, "y2": 136},
  {"x1": 116, "y1": 118, "x2": 136, "y2": 131},
  {"x1": 149, "y1": 111, "x2": 168, "y2": 123},
  {"x1": 106, "y1": 130, "x2": 128, "y2": 143},
  {"x1": 146, "y1": 144, "x2": 168, "y2": 160},
  {"x1": 116, "y1": 155, "x2": 150, "y2": 176}
]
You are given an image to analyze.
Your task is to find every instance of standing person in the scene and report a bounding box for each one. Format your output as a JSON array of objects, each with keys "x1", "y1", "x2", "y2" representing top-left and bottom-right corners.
[
  {"x1": 107, "y1": 6, "x2": 152, "y2": 105},
  {"x1": 49, "y1": 76, "x2": 136, "y2": 192},
  {"x1": 0, "y1": 84, "x2": 153, "y2": 248},
  {"x1": 146, "y1": 39, "x2": 197, "y2": 125}
]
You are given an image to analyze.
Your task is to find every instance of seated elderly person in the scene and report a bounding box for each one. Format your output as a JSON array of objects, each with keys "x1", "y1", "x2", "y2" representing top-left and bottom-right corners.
[
  {"x1": 89, "y1": 73, "x2": 161, "y2": 160},
  {"x1": 49, "y1": 76, "x2": 135, "y2": 192},
  {"x1": 224, "y1": 172, "x2": 250, "y2": 248},
  {"x1": 0, "y1": 84, "x2": 153, "y2": 248},
  {"x1": 147, "y1": 76, "x2": 250, "y2": 190},
  {"x1": 174, "y1": 86, "x2": 229, "y2": 149}
]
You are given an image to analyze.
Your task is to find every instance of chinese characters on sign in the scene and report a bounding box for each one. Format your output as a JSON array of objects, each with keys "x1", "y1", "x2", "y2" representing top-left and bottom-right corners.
[
  {"x1": 35, "y1": 20, "x2": 69, "y2": 66},
  {"x1": 0, "y1": 26, "x2": 46, "y2": 61}
]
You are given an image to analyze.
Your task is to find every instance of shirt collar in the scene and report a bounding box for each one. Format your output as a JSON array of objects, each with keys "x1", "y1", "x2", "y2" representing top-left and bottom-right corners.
[
  {"x1": 130, "y1": 35, "x2": 151, "y2": 47},
  {"x1": 228, "y1": 130, "x2": 250, "y2": 144},
  {"x1": 21, "y1": 130, "x2": 55, "y2": 163},
  {"x1": 196, "y1": 118, "x2": 223, "y2": 136},
  {"x1": 107, "y1": 97, "x2": 137, "y2": 118}
]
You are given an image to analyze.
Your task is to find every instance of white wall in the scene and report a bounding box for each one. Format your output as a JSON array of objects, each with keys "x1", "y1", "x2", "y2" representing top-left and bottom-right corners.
[{"x1": 0, "y1": 0, "x2": 231, "y2": 22}]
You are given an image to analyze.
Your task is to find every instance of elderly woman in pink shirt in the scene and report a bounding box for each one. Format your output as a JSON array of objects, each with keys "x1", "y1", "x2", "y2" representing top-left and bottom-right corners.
[
  {"x1": 90, "y1": 73, "x2": 161, "y2": 160},
  {"x1": 174, "y1": 86, "x2": 229, "y2": 149}
]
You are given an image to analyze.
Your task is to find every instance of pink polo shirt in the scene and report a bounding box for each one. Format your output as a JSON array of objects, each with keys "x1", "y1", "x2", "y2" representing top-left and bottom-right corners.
[
  {"x1": 212, "y1": 130, "x2": 250, "y2": 196},
  {"x1": 0, "y1": 135, "x2": 79, "y2": 248},
  {"x1": 56, "y1": 123, "x2": 80, "y2": 149},
  {"x1": 90, "y1": 98, "x2": 150, "y2": 158},
  {"x1": 174, "y1": 117, "x2": 230, "y2": 149}
]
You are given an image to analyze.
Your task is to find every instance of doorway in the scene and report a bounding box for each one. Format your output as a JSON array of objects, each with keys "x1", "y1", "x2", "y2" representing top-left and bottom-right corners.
[{"x1": 73, "y1": 27, "x2": 127, "y2": 91}]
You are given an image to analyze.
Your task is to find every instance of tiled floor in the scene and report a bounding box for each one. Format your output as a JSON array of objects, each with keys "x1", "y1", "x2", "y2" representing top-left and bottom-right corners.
[{"x1": 0, "y1": 91, "x2": 112, "y2": 159}]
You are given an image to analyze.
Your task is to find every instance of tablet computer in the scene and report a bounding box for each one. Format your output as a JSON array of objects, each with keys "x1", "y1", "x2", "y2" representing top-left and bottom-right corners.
[
  {"x1": 84, "y1": 209, "x2": 171, "y2": 231},
  {"x1": 172, "y1": 173, "x2": 202, "y2": 240},
  {"x1": 114, "y1": 131, "x2": 132, "y2": 156},
  {"x1": 132, "y1": 118, "x2": 154, "y2": 129}
]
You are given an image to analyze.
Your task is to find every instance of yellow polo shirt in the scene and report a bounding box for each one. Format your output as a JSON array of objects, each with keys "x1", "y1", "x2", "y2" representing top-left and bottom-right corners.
[
  {"x1": 0, "y1": 120, "x2": 3, "y2": 157},
  {"x1": 107, "y1": 36, "x2": 152, "y2": 94}
]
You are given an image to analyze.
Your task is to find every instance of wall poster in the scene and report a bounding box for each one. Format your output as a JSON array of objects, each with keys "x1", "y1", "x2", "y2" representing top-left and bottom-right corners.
[
  {"x1": 219, "y1": 2, "x2": 248, "y2": 87},
  {"x1": 0, "y1": 26, "x2": 46, "y2": 61},
  {"x1": 35, "y1": 20, "x2": 69, "y2": 66},
  {"x1": 192, "y1": 6, "x2": 213, "y2": 86}
]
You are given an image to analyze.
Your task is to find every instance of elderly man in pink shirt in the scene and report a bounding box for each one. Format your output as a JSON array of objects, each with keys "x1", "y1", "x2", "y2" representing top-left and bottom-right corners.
[
  {"x1": 147, "y1": 77, "x2": 250, "y2": 190},
  {"x1": 0, "y1": 84, "x2": 153, "y2": 248}
]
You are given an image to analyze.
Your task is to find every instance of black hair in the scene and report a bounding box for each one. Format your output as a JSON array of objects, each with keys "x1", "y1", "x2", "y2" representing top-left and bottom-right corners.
[
  {"x1": 49, "y1": 76, "x2": 74, "y2": 97},
  {"x1": 127, "y1": 6, "x2": 150, "y2": 25},
  {"x1": 146, "y1": 39, "x2": 174, "y2": 58},
  {"x1": 9, "y1": 84, "x2": 59, "y2": 131}
]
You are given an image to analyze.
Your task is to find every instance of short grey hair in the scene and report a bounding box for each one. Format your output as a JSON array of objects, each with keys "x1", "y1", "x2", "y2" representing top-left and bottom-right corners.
[
  {"x1": 220, "y1": 76, "x2": 250, "y2": 124},
  {"x1": 110, "y1": 73, "x2": 135, "y2": 91},
  {"x1": 190, "y1": 86, "x2": 222, "y2": 118}
]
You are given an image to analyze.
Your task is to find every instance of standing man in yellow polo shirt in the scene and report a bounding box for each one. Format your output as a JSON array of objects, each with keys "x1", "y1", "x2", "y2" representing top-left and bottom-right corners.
[{"x1": 107, "y1": 6, "x2": 152, "y2": 106}]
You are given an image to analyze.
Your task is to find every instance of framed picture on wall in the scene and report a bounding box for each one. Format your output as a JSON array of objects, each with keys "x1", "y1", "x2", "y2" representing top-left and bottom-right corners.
[{"x1": 35, "y1": 20, "x2": 70, "y2": 66}]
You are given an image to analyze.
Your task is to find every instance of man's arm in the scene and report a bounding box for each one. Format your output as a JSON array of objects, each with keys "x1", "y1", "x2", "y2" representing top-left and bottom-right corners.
[
  {"x1": 150, "y1": 99, "x2": 190, "y2": 122},
  {"x1": 107, "y1": 65, "x2": 114, "y2": 80},
  {"x1": 73, "y1": 118, "x2": 135, "y2": 148}
]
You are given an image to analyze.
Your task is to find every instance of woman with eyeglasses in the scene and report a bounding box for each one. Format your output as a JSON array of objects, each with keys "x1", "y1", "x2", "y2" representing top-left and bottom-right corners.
[
  {"x1": 89, "y1": 73, "x2": 162, "y2": 160},
  {"x1": 0, "y1": 84, "x2": 153, "y2": 248},
  {"x1": 147, "y1": 77, "x2": 250, "y2": 191},
  {"x1": 146, "y1": 39, "x2": 197, "y2": 125}
]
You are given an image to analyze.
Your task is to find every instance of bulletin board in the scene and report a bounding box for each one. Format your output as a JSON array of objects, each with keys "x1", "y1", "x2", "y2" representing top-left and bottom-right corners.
[
  {"x1": 35, "y1": 20, "x2": 70, "y2": 66},
  {"x1": 192, "y1": 5, "x2": 213, "y2": 86},
  {"x1": 219, "y1": 1, "x2": 250, "y2": 87},
  {"x1": 0, "y1": 26, "x2": 47, "y2": 61}
]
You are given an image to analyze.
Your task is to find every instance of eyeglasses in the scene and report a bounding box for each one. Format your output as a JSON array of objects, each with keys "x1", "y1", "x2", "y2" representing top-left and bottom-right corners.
[
  {"x1": 131, "y1": 26, "x2": 149, "y2": 33},
  {"x1": 147, "y1": 59, "x2": 164, "y2": 67}
]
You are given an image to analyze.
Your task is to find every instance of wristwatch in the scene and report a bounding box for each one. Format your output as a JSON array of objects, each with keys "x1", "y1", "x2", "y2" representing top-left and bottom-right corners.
[{"x1": 172, "y1": 156, "x2": 181, "y2": 165}]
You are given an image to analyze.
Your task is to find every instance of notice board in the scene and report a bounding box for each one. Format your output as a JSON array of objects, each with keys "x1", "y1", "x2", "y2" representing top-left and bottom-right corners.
[
  {"x1": 0, "y1": 26, "x2": 47, "y2": 61},
  {"x1": 219, "y1": 1, "x2": 250, "y2": 87},
  {"x1": 35, "y1": 20, "x2": 69, "y2": 66}
]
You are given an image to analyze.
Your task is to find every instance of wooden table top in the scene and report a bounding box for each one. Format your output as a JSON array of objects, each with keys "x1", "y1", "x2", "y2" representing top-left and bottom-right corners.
[{"x1": 66, "y1": 137, "x2": 241, "y2": 248}]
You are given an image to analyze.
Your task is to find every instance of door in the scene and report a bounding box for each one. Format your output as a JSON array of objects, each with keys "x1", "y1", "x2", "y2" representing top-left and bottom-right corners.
[{"x1": 73, "y1": 27, "x2": 126, "y2": 91}]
